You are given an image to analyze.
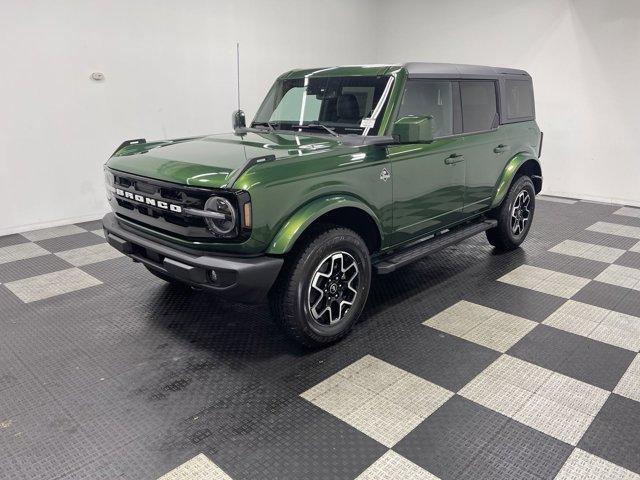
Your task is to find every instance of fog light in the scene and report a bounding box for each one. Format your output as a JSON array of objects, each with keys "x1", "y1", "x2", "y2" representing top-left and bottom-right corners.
[{"x1": 208, "y1": 269, "x2": 218, "y2": 283}]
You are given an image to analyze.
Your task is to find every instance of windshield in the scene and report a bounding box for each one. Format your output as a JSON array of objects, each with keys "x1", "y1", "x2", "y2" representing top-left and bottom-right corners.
[{"x1": 253, "y1": 75, "x2": 393, "y2": 135}]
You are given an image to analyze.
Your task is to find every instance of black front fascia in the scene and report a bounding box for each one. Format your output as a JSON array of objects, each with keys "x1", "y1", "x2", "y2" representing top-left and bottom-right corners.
[{"x1": 106, "y1": 168, "x2": 251, "y2": 242}]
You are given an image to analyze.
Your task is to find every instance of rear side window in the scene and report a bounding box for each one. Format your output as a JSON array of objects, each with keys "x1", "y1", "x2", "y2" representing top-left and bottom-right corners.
[
  {"x1": 398, "y1": 80, "x2": 454, "y2": 138},
  {"x1": 460, "y1": 81, "x2": 498, "y2": 133},
  {"x1": 505, "y1": 79, "x2": 535, "y2": 120}
]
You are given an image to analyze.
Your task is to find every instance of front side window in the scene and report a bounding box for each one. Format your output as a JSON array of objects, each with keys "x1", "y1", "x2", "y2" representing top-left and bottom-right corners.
[
  {"x1": 397, "y1": 80, "x2": 454, "y2": 138},
  {"x1": 460, "y1": 81, "x2": 498, "y2": 133},
  {"x1": 253, "y1": 76, "x2": 391, "y2": 135}
]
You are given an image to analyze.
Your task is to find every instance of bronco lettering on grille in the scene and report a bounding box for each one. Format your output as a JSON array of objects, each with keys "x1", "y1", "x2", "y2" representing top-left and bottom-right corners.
[{"x1": 114, "y1": 188, "x2": 183, "y2": 213}]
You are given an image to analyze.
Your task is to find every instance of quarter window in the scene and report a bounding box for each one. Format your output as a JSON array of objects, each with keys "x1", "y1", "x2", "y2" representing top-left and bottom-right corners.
[
  {"x1": 505, "y1": 79, "x2": 535, "y2": 120},
  {"x1": 397, "y1": 80, "x2": 453, "y2": 138},
  {"x1": 460, "y1": 81, "x2": 498, "y2": 133}
]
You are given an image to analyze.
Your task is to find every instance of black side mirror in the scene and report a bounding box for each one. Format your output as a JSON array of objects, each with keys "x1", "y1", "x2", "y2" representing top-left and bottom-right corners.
[{"x1": 232, "y1": 110, "x2": 246, "y2": 132}]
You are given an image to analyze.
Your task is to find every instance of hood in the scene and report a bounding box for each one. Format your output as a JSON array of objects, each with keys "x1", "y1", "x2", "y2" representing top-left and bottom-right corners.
[{"x1": 106, "y1": 132, "x2": 343, "y2": 189}]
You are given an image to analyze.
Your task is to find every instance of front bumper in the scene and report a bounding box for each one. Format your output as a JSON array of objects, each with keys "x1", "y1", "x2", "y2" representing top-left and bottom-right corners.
[{"x1": 102, "y1": 213, "x2": 283, "y2": 303}]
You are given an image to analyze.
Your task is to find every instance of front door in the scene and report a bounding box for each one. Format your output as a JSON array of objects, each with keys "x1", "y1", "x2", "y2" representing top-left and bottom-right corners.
[{"x1": 388, "y1": 79, "x2": 466, "y2": 245}]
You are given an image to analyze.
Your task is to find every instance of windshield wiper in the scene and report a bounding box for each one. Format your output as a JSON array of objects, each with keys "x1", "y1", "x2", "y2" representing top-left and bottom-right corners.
[{"x1": 293, "y1": 123, "x2": 339, "y2": 137}]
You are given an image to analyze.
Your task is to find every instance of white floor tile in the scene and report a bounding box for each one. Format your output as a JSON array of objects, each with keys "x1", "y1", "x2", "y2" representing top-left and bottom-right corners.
[
  {"x1": 461, "y1": 311, "x2": 537, "y2": 353},
  {"x1": 339, "y1": 355, "x2": 408, "y2": 393},
  {"x1": 513, "y1": 394, "x2": 594, "y2": 446},
  {"x1": 544, "y1": 301, "x2": 640, "y2": 351},
  {"x1": 306, "y1": 376, "x2": 376, "y2": 419},
  {"x1": 543, "y1": 301, "x2": 608, "y2": 336},
  {"x1": 55, "y1": 243, "x2": 123, "y2": 266},
  {"x1": 4, "y1": 268, "x2": 102, "y2": 303},
  {"x1": 21, "y1": 224, "x2": 86, "y2": 241},
  {"x1": 424, "y1": 302, "x2": 536, "y2": 353},
  {"x1": 423, "y1": 300, "x2": 496, "y2": 336},
  {"x1": 345, "y1": 395, "x2": 424, "y2": 448},
  {"x1": 0, "y1": 242, "x2": 50, "y2": 265},
  {"x1": 614, "y1": 206, "x2": 640, "y2": 219},
  {"x1": 482, "y1": 355, "x2": 553, "y2": 392},
  {"x1": 631, "y1": 241, "x2": 640, "y2": 253},
  {"x1": 614, "y1": 354, "x2": 640, "y2": 403},
  {"x1": 498, "y1": 265, "x2": 589, "y2": 298},
  {"x1": 380, "y1": 373, "x2": 453, "y2": 418},
  {"x1": 498, "y1": 264, "x2": 553, "y2": 290},
  {"x1": 91, "y1": 229, "x2": 105, "y2": 238},
  {"x1": 158, "y1": 453, "x2": 232, "y2": 480},
  {"x1": 595, "y1": 264, "x2": 640, "y2": 291},
  {"x1": 587, "y1": 221, "x2": 640, "y2": 240},
  {"x1": 356, "y1": 451, "x2": 439, "y2": 480},
  {"x1": 535, "y1": 372, "x2": 609, "y2": 416},
  {"x1": 555, "y1": 448, "x2": 640, "y2": 480},
  {"x1": 549, "y1": 240, "x2": 625, "y2": 263},
  {"x1": 459, "y1": 372, "x2": 534, "y2": 417},
  {"x1": 301, "y1": 355, "x2": 454, "y2": 448}
]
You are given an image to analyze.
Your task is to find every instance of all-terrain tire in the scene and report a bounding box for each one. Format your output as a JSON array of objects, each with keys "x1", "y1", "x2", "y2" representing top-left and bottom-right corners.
[
  {"x1": 486, "y1": 175, "x2": 536, "y2": 251},
  {"x1": 269, "y1": 225, "x2": 372, "y2": 348}
]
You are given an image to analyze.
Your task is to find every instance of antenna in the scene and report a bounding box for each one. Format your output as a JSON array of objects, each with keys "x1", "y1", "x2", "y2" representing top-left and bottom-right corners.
[{"x1": 236, "y1": 42, "x2": 241, "y2": 110}]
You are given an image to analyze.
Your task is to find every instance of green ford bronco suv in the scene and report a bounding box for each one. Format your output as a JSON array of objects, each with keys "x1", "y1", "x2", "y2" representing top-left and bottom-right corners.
[{"x1": 103, "y1": 63, "x2": 542, "y2": 346}]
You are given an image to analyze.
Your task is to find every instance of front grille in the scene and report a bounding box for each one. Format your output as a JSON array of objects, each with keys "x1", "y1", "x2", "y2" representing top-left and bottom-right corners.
[{"x1": 107, "y1": 169, "x2": 234, "y2": 241}]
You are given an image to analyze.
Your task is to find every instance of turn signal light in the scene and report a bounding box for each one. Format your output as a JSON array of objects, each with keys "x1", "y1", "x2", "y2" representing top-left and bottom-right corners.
[{"x1": 243, "y1": 202, "x2": 252, "y2": 229}]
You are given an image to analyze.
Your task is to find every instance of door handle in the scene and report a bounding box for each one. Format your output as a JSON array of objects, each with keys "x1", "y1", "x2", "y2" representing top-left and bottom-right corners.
[
  {"x1": 444, "y1": 153, "x2": 465, "y2": 165},
  {"x1": 494, "y1": 144, "x2": 510, "y2": 154}
]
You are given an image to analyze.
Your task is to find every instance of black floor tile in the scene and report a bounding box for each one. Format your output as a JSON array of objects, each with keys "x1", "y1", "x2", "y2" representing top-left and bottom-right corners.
[
  {"x1": 579, "y1": 394, "x2": 640, "y2": 474},
  {"x1": 615, "y1": 251, "x2": 640, "y2": 270},
  {"x1": 508, "y1": 325, "x2": 587, "y2": 373},
  {"x1": 464, "y1": 281, "x2": 566, "y2": 322},
  {"x1": 572, "y1": 281, "x2": 629, "y2": 312},
  {"x1": 377, "y1": 327, "x2": 500, "y2": 392},
  {"x1": 0, "y1": 233, "x2": 30, "y2": 248},
  {"x1": 571, "y1": 230, "x2": 639, "y2": 250},
  {"x1": 509, "y1": 325, "x2": 634, "y2": 390},
  {"x1": 477, "y1": 419, "x2": 573, "y2": 479},
  {"x1": 75, "y1": 219, "x2": 104, "y2": 231},
  {"x1": 395, "y1": 395, "x2": 509, "y2": 479},
  {"x1": 35, "y1": 232, "x2": 105, "y2": 253},
  {"x1": 0, "y1": 254, "x2": 72, "y2": 283}
]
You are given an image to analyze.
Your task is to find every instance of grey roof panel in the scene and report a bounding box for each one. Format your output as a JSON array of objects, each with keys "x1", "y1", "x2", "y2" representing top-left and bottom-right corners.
[{"x1": 403, "y1": 62, "x2": 530, "y2": 78}]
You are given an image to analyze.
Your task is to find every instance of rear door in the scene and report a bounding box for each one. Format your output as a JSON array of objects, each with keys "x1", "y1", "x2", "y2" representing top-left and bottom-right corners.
[
  {"x1": 388, "y1": 79, "x2": 467, "y2": 245},
  {"x1": 458, "y1": 80, "x2": 510, "y2": 215}
]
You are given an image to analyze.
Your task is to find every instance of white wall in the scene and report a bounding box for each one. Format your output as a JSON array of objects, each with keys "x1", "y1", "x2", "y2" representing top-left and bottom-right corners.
[
  {"x1": 0, "y1": 0, "x2": 377, "y2": 235},
  {"x1": 2, "y1": 0, "x2": 640, "y2": 235},
  {"x1": 375, "y1": 0, "x2": 640, "y2": 206}
]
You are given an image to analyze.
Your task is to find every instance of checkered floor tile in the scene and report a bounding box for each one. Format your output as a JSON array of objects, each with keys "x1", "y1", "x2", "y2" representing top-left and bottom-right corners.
[
  {"x1": 1, "y1": 201, "x2": 640, "y2": 479},
  {"x1": 158, "y1": 454, "x2": 232, "y2": 480}
]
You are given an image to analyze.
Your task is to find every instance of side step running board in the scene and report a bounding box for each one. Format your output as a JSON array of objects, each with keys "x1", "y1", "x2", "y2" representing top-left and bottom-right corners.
[{"x1": 374, "y1": 219, "x2": 498, "y2": 274}]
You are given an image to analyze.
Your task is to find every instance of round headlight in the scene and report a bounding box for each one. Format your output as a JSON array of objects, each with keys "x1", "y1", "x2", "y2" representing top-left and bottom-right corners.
[{"x1": 204, "y1": 196, "x2": 236, "y2": 235}]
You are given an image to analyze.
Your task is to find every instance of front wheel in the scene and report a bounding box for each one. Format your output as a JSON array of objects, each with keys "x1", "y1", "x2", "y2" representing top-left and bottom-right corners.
[
  {"x1": 486, "y1": 175, "x2": 536, "y2": 251},
  {"x1": 269, "y1": 226, "x2": 372, "y2": 348}
]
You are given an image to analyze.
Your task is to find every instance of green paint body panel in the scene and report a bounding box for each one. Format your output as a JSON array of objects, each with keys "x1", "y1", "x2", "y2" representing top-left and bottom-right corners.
[{"x1": 105, "y1": 65, "x2": 541, "y2": 258}]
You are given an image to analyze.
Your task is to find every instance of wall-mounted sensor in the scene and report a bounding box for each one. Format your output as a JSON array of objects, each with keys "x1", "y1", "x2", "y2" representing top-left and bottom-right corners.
[{"x1": 90, "y1": 72, "x2": 105, "y2": 81}]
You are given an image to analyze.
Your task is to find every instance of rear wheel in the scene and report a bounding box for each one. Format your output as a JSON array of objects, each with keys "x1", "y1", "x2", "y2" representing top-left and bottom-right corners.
[
  {"x1": 269, "y1": 226, "x2": 371, "y2": 347},
  {"x1": 486, "y1": 175, "x2": 536, "y2": 251}
]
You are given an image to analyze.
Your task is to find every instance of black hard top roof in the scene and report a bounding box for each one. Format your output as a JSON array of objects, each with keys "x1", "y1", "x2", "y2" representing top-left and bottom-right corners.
[{"x1": 403, "y1": 62, "x2": 530, "y2": 79}]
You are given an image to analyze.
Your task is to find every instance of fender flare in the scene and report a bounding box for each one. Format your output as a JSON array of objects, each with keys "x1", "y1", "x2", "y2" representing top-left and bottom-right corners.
[
  {"x1": 491, "y1": 153, "x2": 541, "y2": 208},
  {"x1": 266, "y1": 195, "x2": 383, "y2": 255}
]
